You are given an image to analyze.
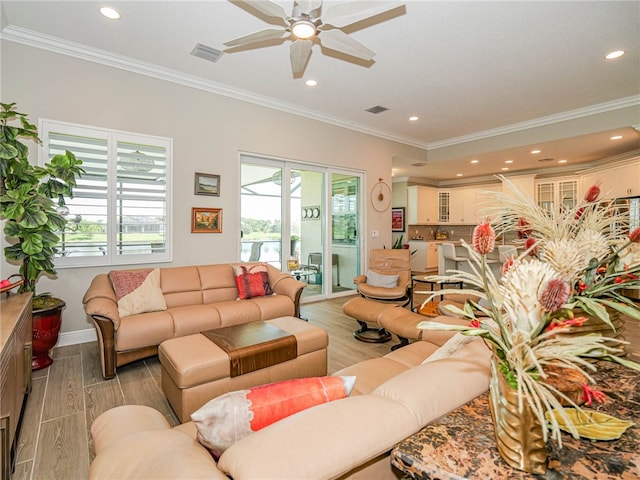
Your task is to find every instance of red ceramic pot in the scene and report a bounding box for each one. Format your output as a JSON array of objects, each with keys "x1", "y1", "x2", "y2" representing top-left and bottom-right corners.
[{"x1": 32, "y1": 299, "x2": 65, "y2": 370}]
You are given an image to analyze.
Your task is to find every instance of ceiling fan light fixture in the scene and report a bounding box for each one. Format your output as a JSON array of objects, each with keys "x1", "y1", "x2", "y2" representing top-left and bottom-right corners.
[{"x1": 291, "y1": 20, "x2": 316, "y2": 39}]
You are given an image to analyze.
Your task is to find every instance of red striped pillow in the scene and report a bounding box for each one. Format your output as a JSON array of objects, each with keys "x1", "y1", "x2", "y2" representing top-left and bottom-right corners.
[{"x1": 233, "y1": 264, "x2": 273, "y2": 299}]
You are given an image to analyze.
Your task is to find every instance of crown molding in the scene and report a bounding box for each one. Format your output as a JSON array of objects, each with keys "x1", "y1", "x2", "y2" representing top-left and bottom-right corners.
[
  {"x1": 2, "y1": 25, "x2": 637, "y2": 155},
  {"x1": 0, "y1": 26, "x2": 427, "y2": 149},
  {"x1": 427, "y1": 95, "x2": 640, "y2": 150}
]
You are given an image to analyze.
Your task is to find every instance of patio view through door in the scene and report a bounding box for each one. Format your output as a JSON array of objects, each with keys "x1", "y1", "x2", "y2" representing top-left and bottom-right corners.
[{"x1": 240, "y1": 155, "x2": 362, "y2": 301}]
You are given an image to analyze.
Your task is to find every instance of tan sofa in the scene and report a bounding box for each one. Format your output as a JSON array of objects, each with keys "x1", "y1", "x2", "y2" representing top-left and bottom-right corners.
[
  {"x1": 89, "y1": 315, "x2": 491, "y2": 480},
  {"x1": 82, "y1": 263, "x2": 306, "y2": 379}
]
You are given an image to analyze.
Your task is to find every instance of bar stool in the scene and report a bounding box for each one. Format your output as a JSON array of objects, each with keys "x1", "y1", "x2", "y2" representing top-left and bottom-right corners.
[{"x1": 440, "y1": 243, "x2": 470, "y2": 274}]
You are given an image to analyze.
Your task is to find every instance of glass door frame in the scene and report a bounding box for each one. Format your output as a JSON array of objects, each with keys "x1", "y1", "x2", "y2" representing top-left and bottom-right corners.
[{"x1": 239, "y1": 153, "x2": 364, "y2": 301}]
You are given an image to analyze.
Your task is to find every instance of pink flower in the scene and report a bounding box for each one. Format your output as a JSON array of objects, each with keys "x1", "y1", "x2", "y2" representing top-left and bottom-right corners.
[
  {"x1": 546, "y1": 316, "x2": 587, "y2": 333},
  {"x1": 629, "y1": 227, "x2": 640, "y2": 243},
  {"x1": 584, "y1": 184, "x2": 601, "y2": 203},
  {"x1": 469, "y1": 319, "x2": 481, "y2": 328},
  {"x1": 501, "y1": 257, "x2": 514, "y2": 276},
  {"x1": 517, "y1": 218, "x2": 532, "y2": 238},
  {"x1": 539, "y1": 279, "x2": 570, "y2": 312},
  {"x1": 472, "y1": 222, "x2": 496, "y2": 254},
  {"x1": 525, "y1": 237, "x2": 538, "y2": 256}
]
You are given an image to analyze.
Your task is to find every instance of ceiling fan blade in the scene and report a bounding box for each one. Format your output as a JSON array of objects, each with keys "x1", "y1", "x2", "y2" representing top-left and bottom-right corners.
[
  {"x1": 242, "y1": 0, "x2": 290, "y2": 21},
  {"x1": 290, "y1": 39, "x2": 313, "y2": 76},
  {"x1": 321, "y1": 1, "x2": 404, "y2": 29},
  {"x1": 318, "y1": 29, "x2": 374, "y2": 60},
  {"x1": 224, "y1": 28, "x2": 287, "y2": 48},
  {"x1": 294, "y1": 0, "x2": 322, "y2": 16}
]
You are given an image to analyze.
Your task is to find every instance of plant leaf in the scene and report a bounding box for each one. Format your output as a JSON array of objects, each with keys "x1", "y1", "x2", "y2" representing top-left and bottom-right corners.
[{"x1": 545, "y1": 408, "x2": 635, "y2": 440}]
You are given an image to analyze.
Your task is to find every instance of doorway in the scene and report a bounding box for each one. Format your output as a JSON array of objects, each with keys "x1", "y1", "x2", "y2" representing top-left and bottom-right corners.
[{"x1": 240, "y1": 155, "x2": 362, "y2": 300}]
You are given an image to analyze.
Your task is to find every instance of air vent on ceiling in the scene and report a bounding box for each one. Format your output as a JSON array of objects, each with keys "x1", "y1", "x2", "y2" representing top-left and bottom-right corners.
[
  {"x1": 191, "y1": 43, "x2": 223, "y2": 63},
  {"x1": 538, "y1": 158, "x2": 554, "y2": 163},
  {"x1": 412, "y1": 162, "x2": 427, "y2": 167},
  {"x1": 365, "y1": 105, "x2": 389, "y2": 114}
]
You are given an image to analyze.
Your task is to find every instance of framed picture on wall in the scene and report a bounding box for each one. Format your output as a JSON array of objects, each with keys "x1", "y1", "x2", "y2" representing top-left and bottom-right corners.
[
  {"x1": 391, "y1": 207, "x2": 405, "y2": 232},
  {"x1": 194, "y1": 172, "x2": 220, "y2": 196},
  {"x1": 191, "y1": 207, "x2": 222, "y2": 233}
]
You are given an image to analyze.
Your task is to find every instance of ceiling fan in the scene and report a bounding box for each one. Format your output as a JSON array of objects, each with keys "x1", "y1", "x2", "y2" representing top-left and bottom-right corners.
[{"x1": 224, "y1": 0, "x2": 404, "y2": 77}]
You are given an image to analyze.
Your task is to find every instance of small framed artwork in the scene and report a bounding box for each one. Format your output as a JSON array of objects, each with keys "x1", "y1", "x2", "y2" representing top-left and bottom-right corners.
[
  {"x1": 191, "y1": 207, "x2": 222, "y2": 233},
  {"x1": 391, "y1": 207, "x2": 405, "y2": 232},
  {"x1": 194, "y1": 172, "x2": 220, "y2": 196}
]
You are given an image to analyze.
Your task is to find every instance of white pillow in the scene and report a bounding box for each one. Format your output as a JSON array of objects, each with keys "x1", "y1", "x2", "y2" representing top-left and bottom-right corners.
[{"x1": 366, "y1": 270, "x2": 399, "y2": 288}]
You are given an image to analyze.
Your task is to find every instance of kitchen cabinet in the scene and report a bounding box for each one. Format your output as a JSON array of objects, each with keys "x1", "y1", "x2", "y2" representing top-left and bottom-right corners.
[
  {"x1": 409, "y1": 241, "x2": 439, "y2": 272},
  {"x1": 608, "y1": 163, "x2": 640, "y2": 198},
  {"x1": 409, "y1": 241, "x2": 427, "y2": 272},
  {"x1": 581, "y1": 159, "x2": 640, "y2": 200},
  {"x1": 536, "y1": 178, "x2": 578, "y2": 213},
  {"x1": 448, "y1": 185, "x2": 502, "y2": 224},
  {"x1": 502, "y1": 175, "x2": 535, "y2": 199},
  {"x1": 427, "y1": 242, "x2": 439, "y2": 270},
  {"x1": 1, "y1": 293, "x2": 32, "y2": 480},
  {"x1": 408, "y1": 186, "x2": 438, "y2": 224}
]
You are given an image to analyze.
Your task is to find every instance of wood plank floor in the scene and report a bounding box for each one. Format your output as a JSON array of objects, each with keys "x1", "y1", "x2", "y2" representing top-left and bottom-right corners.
[{"x1": 12, "y1": 295, "x2": 640, "y2": 480}]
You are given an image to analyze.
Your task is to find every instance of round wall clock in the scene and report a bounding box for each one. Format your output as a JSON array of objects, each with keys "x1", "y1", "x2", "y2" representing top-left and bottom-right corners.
[{"x1": 370, "y1": 178, "x2": 392, "y2": 212}]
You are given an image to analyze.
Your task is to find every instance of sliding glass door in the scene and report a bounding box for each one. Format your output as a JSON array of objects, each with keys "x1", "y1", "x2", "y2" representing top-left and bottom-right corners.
[{"x1": 240, "y1": 155, "x2": 362, "y2": 301}]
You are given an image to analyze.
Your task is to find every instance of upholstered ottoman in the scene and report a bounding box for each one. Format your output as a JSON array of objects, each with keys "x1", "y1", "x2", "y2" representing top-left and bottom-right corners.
[
  {"x1": 342, "y1": 296, "x2": 398, "y2": 343},
  {"x1": 159, "y1": 316, "x2": 328, "y2": 422}
]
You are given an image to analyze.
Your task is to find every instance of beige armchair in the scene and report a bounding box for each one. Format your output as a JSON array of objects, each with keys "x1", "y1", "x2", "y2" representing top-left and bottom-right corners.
[{"x1": 352, "y1": 249, "x2": 412, "y2": 342}]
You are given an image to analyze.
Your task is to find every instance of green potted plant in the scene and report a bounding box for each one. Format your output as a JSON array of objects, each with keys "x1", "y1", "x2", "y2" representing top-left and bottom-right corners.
[{"x1": 0, "y1": 102, "x2": 84, "y2": 370}]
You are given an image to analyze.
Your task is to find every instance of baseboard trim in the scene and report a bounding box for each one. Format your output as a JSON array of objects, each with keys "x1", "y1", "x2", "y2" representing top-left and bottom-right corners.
[{"x1": 57, "y1": 328, "x2": 97, "y2": 347}]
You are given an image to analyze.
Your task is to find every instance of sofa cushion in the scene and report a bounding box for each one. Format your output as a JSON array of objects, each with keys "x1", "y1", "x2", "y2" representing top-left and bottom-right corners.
[
  {"x1": 109, "y1": 268, "x2": 167, "y2": 317},
  {"x1": 366, "y1": 270, "x2": 399, "y2": 288},
  {"x1": 233, "y1": 263, "x2": 274, "y2": 299},
  {"x1": 191, "y1": 376, "x2": 355, "y2": 458}
]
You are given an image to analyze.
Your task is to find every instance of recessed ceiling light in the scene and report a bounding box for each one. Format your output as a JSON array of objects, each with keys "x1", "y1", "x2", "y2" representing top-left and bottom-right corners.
[
  {"x1": 610, "y1": 135, "x2": 623, "y2": 140},
  {"x1": 99, "y1": 6, "x2": 121, "y2": 19},
  {"x1": 505, "y1": 159, "x2": 513, "y2": 164},
  {"x1": 470, "y1": 159, "x2": 479, "y2": 164},
  {"x1": 558, "y1": 159, "x2": 567, "y2": 164},
  {"x1": 456, "y1": 173, "x2": 463, "y2": 177},
  {"x1": 501, "y1": 167, "x2": 509, "y2": 171},
  {"x1": 409, "y1": 116, "x2": 419, "y2": 122},
  {"x1": 305, "y1": 79, "x2": 317, "y2": 87},
  {"x1": 530, "y1": 149, "x2": 541, "y2": 154},
  {"x1": 605, "y1": 50, "x2": 625, "y2": 60}
]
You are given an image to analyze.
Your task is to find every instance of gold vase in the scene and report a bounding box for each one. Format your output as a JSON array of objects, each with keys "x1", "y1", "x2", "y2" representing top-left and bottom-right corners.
[{"x1": 488, "y1": 359, "x2": 548, "y2": 474}]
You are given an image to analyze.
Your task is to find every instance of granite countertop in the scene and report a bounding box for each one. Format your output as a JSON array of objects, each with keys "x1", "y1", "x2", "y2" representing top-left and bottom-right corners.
[{"x1": 391, "y1": 361, "x2": 639, "y2": 479}]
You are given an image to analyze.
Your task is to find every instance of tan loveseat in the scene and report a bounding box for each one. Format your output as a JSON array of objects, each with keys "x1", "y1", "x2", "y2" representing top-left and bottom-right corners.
[
  {"x1": 89, "y1": 315, "x2": 491, "y2": 480},
  {"x1": 83, "y1": 263, "x2": 305, "y2": 379}
]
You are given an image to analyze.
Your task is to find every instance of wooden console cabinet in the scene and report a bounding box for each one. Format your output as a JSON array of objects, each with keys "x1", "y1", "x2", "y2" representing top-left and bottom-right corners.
[{"x1": 0, "y1": 293, "x2": 32, "y2": 480}]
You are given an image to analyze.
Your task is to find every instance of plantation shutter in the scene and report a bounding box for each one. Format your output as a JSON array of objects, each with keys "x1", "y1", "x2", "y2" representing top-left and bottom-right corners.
[{"x1": 40, "y1": 120, "x2": 172, "y2": 267}]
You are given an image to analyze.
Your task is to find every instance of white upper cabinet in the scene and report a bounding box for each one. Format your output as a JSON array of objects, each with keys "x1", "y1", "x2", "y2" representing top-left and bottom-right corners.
[
  {"x1": 408, "y1": 185, "x2": 438, "y2": 224},
  {"x1": 580, "y1": 159, "x2": 640, "y2": 200},
  {"x1": 536, "y1": 178, "x2": 578, "y2": 213}
]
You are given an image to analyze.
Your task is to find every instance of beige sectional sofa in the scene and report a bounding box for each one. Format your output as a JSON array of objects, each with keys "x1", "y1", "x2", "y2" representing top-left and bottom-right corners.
[
  {"x1": 89, "y1": 315, "x2": 491, "y2": 480},
  {"x1": 82, "y1": 263, "x2": 305, "y2": 379}
]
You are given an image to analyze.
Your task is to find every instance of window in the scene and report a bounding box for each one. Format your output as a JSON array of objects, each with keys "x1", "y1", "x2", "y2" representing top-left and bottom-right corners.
[{"x1": 39, "y1": 120, "x2": 172, "y2": 267}]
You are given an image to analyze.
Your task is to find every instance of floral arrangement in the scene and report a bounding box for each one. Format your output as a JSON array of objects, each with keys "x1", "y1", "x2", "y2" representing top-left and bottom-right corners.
[{"x1": 418, "y1": 176, "x2": 640, "y2": 446}]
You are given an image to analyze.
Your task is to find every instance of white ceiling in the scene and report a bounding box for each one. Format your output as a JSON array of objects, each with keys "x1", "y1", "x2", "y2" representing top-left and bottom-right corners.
[{"x1": 1, "y1": 0, "x2": 639, "y2": 183}]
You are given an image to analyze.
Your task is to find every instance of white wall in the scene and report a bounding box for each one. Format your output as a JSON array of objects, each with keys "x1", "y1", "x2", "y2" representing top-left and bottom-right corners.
[{"x1": 0, "y1": 41, "x2": 426, "y2": 336}]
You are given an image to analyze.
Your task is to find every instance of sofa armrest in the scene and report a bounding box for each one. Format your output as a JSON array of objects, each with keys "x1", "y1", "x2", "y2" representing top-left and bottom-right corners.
[
  {"x1": 83, "y1": 274, "x2": 122, "y2": 379},
  {"x1": 353, "y1": 274, "x2": 366, "y2": 284},
  {"x1": 266, "y1": 265, "x2": 306, "y2": 317},
  {"x1": 83, "y1": 274, "x2": 121, "y2": 329}
]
